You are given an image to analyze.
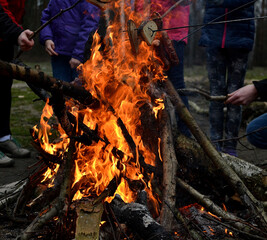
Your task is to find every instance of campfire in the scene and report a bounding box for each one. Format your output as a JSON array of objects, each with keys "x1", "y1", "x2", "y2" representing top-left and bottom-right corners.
[{"x1": 0, "y1": 0, "x2": 266, "y2": 239}]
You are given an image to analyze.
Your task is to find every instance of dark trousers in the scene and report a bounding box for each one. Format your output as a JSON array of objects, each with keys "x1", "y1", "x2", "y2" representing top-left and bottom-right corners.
[
  {"x1": 51, "y1": 55, "x2": 78, "y2": 82},
  {"x1": 167, "y1": 40, "x2": 190, "y2": 137},
  {"x1": 206, "y1": 47, "x2": 249, "y2": 151},
  {"x1": 0, "y1": 42, "x2": 14, "y2": 138}
]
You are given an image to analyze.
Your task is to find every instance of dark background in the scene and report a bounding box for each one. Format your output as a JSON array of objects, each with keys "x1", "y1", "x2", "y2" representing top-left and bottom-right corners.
[{"x1": 21, "y1": 0, "x2": 267, "y2": 67}]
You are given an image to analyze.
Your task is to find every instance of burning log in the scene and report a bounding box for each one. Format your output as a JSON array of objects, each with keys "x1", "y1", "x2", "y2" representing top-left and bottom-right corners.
[
  {"x1": 110, "y1": 191, "x2": 174, "y2": 240},
  {"x1": 1, "y1": 1, "x2": 267, "y2": 238},
  {"x1": 159, "y1": 102, "x2": 178, "y2": 230}
]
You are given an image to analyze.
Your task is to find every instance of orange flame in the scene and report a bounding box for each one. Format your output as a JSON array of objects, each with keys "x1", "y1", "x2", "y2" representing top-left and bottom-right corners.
[{"x1": 34, "y1": 0, "x2": 166, "y2": 210}]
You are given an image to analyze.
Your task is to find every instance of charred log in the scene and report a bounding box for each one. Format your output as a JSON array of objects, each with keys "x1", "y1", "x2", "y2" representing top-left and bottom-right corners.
[{"x1": 110, "y1": 192, "x2": 174, "y2": 240}]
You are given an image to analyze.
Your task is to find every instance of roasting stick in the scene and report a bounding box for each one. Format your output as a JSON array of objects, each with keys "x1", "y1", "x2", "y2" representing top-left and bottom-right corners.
[
  {"x1": 15, "y1": 0, "x2": 83, "y2": 59},
  {"x1": 161, "y1": 0, "x2": 187, "y2": 19}
]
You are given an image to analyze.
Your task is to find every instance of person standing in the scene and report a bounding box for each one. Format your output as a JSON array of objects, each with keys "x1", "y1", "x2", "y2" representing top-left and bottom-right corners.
[
  {"x1": 0, "y1": 1, "x2": 34, "y2": 167},
  {"x1": 40, "y1": 0, "x2": 100, "y2": 83},
  {"x1": 199, "y1": 0, "x2": 255, "y2": 156}
]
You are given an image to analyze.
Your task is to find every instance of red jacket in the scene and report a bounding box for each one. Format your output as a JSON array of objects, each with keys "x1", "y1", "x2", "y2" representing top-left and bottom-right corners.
[
  {"x1": 0, "y1": 0, "x2": 25, "y2": 26},
  {"x1": 135, "y1": 0, "x2": 190, "y2": 43}
]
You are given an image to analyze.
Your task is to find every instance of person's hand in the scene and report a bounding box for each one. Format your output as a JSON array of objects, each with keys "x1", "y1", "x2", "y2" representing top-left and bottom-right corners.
[
  {"x1": 225, "y1": 84, "x2": 258, "y2": 106},
  {"x1": 45, "y1": 39, "x2": 58, "y2": 56},
  {"x1": 69, "y1": 58, "x2": 81, "y2": 69},
  {"x1": 17, "y1": 29, "x2": 34, "y2": 51}
]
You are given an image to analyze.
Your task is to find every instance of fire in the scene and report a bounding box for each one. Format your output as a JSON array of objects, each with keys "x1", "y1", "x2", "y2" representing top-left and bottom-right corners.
[{"x1": 33, "y1": 0, "x2": 165, "y2": 210}]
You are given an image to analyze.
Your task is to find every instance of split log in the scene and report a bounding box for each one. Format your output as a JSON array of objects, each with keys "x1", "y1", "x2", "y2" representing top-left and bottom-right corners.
[
  {"x1": 75, "y1": 200, "x2": 104, "y2": 240},
  {"x1": 159, "y1": 99, "x2": 178, "y2": 230}
]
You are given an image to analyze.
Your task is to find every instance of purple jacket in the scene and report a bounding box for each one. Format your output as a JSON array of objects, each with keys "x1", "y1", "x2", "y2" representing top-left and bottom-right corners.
[{"x1": 40, "y1": 0, "x2": 100, "y2": 62}]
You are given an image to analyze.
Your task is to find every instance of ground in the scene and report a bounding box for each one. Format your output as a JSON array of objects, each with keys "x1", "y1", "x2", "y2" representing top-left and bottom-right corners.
[{"x1": 0, "y1": 63, "x2": 266, "y2": 239}]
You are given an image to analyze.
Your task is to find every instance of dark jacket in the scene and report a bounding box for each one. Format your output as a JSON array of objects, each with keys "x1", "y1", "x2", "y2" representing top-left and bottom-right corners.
[
  {"x1": 40, "y1": 0, "x2": 100, "y2": 62},
  {"x1": 0, "y1": 4, "x2": 23, "y2": 44},
  {"x1": 199, "y1": 0, "x2": 255, "y2": 50},
  {"x1": 253, "y1": 79, "x2": 267, "y2": 101}
]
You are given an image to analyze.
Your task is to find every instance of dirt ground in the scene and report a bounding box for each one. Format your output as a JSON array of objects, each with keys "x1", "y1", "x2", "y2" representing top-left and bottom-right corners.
[{"x1": 0, "y1": 70, "x2": 266, "y2": 239}]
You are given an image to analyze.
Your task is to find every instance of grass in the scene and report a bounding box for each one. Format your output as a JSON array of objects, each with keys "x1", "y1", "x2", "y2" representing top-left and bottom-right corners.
[{"x1": 9, "y1": 61, "x2": 267, "y2": 149}]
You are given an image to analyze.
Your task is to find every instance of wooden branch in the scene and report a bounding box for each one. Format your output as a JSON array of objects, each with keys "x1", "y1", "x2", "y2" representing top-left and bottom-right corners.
[
  {"x1": 164, "y1": 79, "x2": 267, "y2": 227},
  {"x1": 176, "y1": 177, "x2": 267, "y2": 239},
  {"x1": 15, "y1": 0, "x2": 83, "y2": 59},
  {"x1": 159, "y1": 105, "x2": 178, "y2": 230},
  {"x1": 177, "y1": 88, "x2": 227, "y2": 101},
  {"x1": 18, "y1": 137, "x2": 77, "y2": 240},
  {"x1": 0, "y1": 60, "x2": 99, "y2": 107}
]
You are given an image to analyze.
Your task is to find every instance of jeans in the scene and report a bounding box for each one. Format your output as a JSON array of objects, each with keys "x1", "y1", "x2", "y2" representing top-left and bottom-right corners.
[
  {"x1": 206, "y1": 47, "x2": 249, "y2": 151},
  {"x1": 51, "y1": 55, "x2": 79, "y2": 82},
  {"x1": 246, "y1": 113, "x2": 267, "y2": 149},
  {"x1": 167, "y1": 40, "x2": 191, "y2": 137}
]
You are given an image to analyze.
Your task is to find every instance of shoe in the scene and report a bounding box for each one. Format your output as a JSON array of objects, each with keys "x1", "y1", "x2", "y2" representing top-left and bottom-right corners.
[
  {"x1": 0, "y1": 151, "x2": 14, "y2": 167},
  {"x1": 0, "y1": 137, "x2": 31, "y2": 158}
]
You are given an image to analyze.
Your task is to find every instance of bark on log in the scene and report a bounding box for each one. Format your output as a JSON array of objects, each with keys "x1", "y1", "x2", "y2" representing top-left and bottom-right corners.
[
  {"x1": 110, "y1": 192, "x2": 174, "y2": 240},
  {"x1": 75, "y1": 200, "x2": 104, "y2": 240},
  {"x1": 175, "y1": 135, "x2": 267, "y2": 201},
  {"x1": 0, "y1": 60, "x2": 99, "y2": 107},
  {"x1": 159, "y1": 101, "x2": 178, "y2": 231}
]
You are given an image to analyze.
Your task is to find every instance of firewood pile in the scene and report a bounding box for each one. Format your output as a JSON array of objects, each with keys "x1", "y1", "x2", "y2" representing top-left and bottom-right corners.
[{"x1": 0, "y1": 1, "x2": 266, "y2": 239}]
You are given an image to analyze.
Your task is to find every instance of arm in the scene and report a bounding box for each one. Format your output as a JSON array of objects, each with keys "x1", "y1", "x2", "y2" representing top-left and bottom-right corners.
[
  {"x1": 0, "y1": 5, "x2": 34, "y2": 50},
  {"x1": 225, "y1": 79, "x2": 267, "y2": 105},
  {"x1": 39, "y1": 2, "x2": 54, "y2": 45},
  {"x1": 0, "y1": 4, "x2": 22, "y2": 43},
  {"x1": 225, "y1": 84, "x2": 258, "y2": 105},
  {"x1": 71, "y1": 2, "x2": 100, "y2": 65},
  {"x1": 0, "y1": 0, "x2": 20, "y2": 25}
]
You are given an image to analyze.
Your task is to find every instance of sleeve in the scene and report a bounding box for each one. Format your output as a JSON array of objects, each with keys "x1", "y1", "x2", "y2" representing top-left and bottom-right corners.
[
  {"x1": 0, "y1": 4, "x2": 23, "y2": 44},
  {"x1": 39, "y1": 1, "x2": 54, "y2": 45},
  {"x1": 71, "y1": 2, "x2": 100, "y2": 62},
  {"x1": 0, "y1": 0, "x2": 20, "y2": 25},
  {"x1": 253, "y1": 79, "x2": 267, "y2": 101}
]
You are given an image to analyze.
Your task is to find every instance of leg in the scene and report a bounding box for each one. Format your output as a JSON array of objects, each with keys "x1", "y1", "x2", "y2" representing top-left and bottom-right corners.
[
  {"x1": 0, "y1": 43, "x2": 14, "y2": 138},
  {"x1": 167, "y1": 41, "x2": 190, "y2": 137},
  {"x1": 246, "y1": 113, "x2": 267, "y2": 149},
  {"x1": 206, "y1": 47, "x2": 227, "y2": 151},
  {"x1": 51, "y1": 55, "x2": 78, "y2": 82},
  {"x1": 225, "y1": 48, "x2": 249, "y2": 153}
]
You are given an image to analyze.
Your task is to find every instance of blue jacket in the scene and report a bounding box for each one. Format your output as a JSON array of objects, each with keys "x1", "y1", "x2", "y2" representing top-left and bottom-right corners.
[
  {"x1": 40, "y1": 0, "x2": 100, "y2": 62},
  {"x1": 199, "y1": 0, "x2": 255, "y2": 50}
]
